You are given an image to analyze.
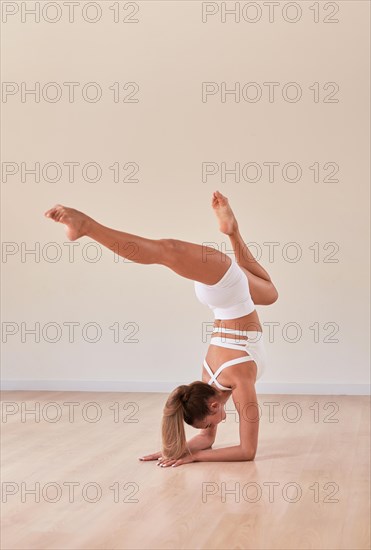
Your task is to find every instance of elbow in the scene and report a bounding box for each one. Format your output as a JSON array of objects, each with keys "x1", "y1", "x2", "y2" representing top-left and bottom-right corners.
[
  {"x1": 241, "y1": 448, "x2": 256, "y2": 461},
  {"x1": 245, "y1": 454, "x2": 256, "y2": 462},
  {"x1": 205, "y1": 437, "x2": 216, "y2": 450}
]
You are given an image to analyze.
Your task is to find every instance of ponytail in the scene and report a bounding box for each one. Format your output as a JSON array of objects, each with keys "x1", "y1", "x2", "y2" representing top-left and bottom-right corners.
[{"x1": 161, "y1": 385, "x2": 189, "y2": 460}]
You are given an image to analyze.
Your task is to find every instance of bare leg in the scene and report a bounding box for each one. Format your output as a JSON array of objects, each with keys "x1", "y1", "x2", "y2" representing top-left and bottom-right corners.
[
  {"x1": 44, "y1": 204, "x2": 231, "y2": 285},
  {"x1": 212, "y1": 191, "x2": 278, "y2": 304}
]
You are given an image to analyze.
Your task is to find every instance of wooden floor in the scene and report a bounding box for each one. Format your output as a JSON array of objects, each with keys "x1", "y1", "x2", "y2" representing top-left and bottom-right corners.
[{"x1": 1, "y1": 391, "x2": 370, "y2": 550}]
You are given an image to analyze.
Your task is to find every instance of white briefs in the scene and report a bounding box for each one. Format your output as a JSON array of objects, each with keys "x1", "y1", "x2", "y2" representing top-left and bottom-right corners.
[{"x1": 203, "y1": 327, "x2": 267, "y2": 389}]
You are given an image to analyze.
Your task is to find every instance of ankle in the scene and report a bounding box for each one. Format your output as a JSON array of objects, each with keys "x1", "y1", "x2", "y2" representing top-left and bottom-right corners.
[
  {"x1": 84, "y1": 217, "x2": 99, "y2": 238},
  {"x1": 228, "y1": 225, "x2": 240, "y2": 238}
]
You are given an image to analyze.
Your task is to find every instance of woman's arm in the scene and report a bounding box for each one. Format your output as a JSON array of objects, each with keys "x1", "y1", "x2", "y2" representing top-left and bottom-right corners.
[
  {"x1": 171, "y1": 371, "x2": 260, "y2": 467},
  {"x1": 194, "y1": 375, "x2": 259, "y2": 462},
  {"x1": 138, "y1": 425, "x2": 217, "y2": 461},
  {"x1": 193, "y1": 444, "x2": 252, "y2": 462},
  {"x1": 186, "y1": 424, "x2": 218, "y2": 452}
]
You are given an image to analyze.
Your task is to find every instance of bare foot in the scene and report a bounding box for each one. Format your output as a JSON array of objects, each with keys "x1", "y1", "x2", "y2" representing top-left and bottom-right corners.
[
  {"x1": 211, "y1": 191, "x2": 238, "y2": 236},
  {"x1": 44, "y1": 204, "x2": 92, "y2": 241}
]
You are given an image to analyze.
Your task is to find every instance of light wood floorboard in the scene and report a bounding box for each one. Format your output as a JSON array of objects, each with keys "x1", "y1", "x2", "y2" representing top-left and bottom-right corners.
[{"x1": 1, "y1": 392, "x2": 369, "y2": 550}]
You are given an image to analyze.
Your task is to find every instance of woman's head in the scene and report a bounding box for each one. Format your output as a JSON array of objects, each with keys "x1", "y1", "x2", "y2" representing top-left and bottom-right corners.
[{"x1": 161, "y1": 381, "x2": 226, "y2": 460}]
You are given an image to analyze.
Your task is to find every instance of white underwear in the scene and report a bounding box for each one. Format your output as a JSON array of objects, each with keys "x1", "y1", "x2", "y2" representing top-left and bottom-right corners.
[{"x1": 204, "y1": 327, "x2": 267, "y2": 387}]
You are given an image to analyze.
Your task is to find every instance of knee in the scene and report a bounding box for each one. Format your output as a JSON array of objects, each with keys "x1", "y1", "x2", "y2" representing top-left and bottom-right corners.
[
  {"x1": 261, "y1": 283, "x2": 279, "y2": 305},
  {"x1": 268, "y1": 286, "x2": 279, "y2": 305},
  {"x1": 158, "y1": 238, "x2": 179, "y2": 265},
  {"x1": 159, "y1": 238, "x2": 178, "y2": 252}
]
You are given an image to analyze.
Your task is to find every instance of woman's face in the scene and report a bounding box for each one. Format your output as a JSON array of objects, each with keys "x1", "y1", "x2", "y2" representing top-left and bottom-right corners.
[{"x1": 193, "y1": 399, "x2": 226, "y2": 429}]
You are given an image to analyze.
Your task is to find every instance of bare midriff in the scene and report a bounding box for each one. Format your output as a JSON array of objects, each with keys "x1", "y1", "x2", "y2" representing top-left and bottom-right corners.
[{"x1": 212, "y1": 308, "x2": 262, "y2": 340}]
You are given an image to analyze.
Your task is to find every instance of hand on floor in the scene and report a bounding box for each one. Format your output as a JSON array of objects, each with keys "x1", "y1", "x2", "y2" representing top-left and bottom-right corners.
[
  {"x1": 138, "y1": 451, "x2": 162, "y2": 461},
  {"x1": 156, "y1": 452, "x2": 196, "y2": 468}
]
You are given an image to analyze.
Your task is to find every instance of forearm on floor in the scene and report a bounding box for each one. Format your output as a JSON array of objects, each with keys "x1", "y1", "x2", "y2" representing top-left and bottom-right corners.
[
  {"x1": 186, "y1": 435, "x2": 214, "y2": 453},
  {"x1": 192, "y1": 445, "x2": 254, "y2": 462}
]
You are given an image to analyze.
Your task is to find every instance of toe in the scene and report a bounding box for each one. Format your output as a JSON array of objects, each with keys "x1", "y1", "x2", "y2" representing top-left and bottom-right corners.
[
  {"x1": 45, "y1": 206, "x2": 57, "y2": 217},
  {"x1": 45, "y1": 204, "x2": 61, "y2": 217},
  {"x1": 55, "y1": 210, "x2": 66, "y2": 222}
]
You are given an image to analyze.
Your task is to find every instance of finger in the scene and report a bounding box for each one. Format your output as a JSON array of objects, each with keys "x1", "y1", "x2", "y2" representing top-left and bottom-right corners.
[{"x1": 158, "y1": 459, "x2": 176, "y2": 467}]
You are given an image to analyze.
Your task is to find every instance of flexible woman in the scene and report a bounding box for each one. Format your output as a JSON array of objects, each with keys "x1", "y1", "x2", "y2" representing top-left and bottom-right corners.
[{"x1": 44, "y1": 191, "x2": 278, "y2": 468}]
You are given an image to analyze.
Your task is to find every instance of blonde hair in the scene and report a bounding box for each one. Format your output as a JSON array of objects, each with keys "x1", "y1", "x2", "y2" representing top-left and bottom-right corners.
[{"x1": 161, "y1": 381, "x2": 217, "y2": 461}]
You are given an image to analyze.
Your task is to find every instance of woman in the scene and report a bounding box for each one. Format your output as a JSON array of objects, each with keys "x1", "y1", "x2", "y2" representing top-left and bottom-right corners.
[{"x1": 44, "y1": 191, "x2": 278, "y2": 468}]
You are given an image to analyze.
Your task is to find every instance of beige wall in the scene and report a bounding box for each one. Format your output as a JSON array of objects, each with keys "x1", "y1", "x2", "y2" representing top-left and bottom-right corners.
[{"x1": 1, "y1": 1, "x2": 369, "y2": 394}]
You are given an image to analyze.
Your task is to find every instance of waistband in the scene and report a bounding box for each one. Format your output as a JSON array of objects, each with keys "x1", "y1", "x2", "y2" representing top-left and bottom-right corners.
[
  {"x1": 212, "y1": 327, "x2": 262, "y2": 336},
  {"x1": 210, "y1": 328, "x2": 266, "y2": 381}
]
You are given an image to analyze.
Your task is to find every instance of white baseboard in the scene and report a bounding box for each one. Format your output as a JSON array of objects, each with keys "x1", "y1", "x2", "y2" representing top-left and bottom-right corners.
[{"x1": 1, "y1": 379, "x2": 370, "y2": 395}]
